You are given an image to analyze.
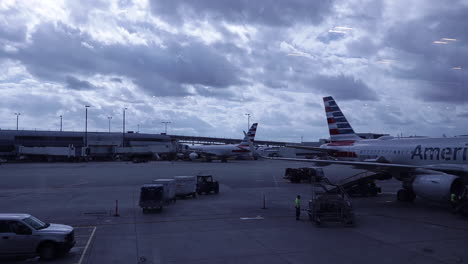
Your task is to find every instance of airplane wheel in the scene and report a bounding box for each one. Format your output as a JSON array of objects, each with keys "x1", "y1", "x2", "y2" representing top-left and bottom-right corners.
[
  {"x1": 397, "y1": 189, "x2": 406, "y2": 201},
  {"x1": 407, "y1": 191, "x2": 416, "y2": 202},
  {"x1": 397, "y1": 189, "x2": 416, "y2": 202}
]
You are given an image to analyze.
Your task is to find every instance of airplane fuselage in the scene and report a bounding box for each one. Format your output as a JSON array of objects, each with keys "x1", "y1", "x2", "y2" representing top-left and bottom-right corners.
[
  {"x1": 190, "y1": 144, "x2": 251, "y2": 158},
  {"x1": 323, "y1": 137, "x2": 468, "y2": 167}
]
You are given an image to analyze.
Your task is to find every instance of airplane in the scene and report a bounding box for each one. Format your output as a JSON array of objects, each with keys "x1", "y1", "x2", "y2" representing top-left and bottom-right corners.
[
  {"x1": 268, "y1": 96, "x2": 467, "y2": 204},
  {"x1": 188, "y1": 123, "x2": 258, "y2": 162}
]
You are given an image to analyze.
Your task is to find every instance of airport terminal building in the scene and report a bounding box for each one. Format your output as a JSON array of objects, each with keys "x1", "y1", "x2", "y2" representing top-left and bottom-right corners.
[{"x1": 0, "y1": 130, "x2": 179, "y2": 161}]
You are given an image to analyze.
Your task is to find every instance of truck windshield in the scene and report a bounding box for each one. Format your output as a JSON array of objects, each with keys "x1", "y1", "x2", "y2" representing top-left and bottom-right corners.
[{"x1": 22, "y1": 216, "x2": 48, "y2": 230}]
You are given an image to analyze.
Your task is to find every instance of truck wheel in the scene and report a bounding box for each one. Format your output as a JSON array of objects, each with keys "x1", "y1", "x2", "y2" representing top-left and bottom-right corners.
[
  {"x1": 192, "y1": 193, "x2": 197, "y2": 198},
  {"x1": 142, "y1": 208, "x2": 148, "y2": 214},
  {"x1": 39, "y1": 242, "x2": 57, "y2": 260}
]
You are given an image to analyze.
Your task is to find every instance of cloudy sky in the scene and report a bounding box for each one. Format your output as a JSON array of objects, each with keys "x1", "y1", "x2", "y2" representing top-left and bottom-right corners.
[{"x1": 1, "y1": 0, "x2": 468, "y2": 142}]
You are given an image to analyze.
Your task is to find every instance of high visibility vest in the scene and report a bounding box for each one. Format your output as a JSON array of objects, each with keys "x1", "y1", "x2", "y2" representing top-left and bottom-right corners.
[
  {"x1": 295, "y1": 198, "x2": 300, "y2": 208},
  {"x1": 451, "y1": 193, "x2": 457, "y2": 202}
]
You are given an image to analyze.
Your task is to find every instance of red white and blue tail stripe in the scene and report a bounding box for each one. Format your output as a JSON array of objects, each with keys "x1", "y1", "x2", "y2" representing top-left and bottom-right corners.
[
  {"x1": 239, "y1": 123, "x2": 258, "y2": 147},
  {"x1": 323, "y1": 96, "x2": 361, "y2": 143}
]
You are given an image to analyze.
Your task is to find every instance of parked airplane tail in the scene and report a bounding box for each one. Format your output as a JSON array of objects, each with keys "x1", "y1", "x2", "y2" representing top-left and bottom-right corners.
[
  {"x1": 239, "y1": 123, "x2": 258, "y2": 147},
  {"x1": 323, "y1": 96, "x2": 361, "y2": 142}
]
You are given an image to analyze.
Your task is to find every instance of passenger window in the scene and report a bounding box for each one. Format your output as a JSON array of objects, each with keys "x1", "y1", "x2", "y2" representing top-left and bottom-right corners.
[
  {"x1": 9, "y1": 221, "x2": 32, "y2": 235},
  {"x1": 0, "y1": 221, "x2": 11, "y2": 233}
]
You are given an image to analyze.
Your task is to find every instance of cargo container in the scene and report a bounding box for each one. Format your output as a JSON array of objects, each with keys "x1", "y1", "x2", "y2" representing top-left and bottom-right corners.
[
  {"x1": 152, "y1": 179, "x2": 177, "y2": 203},
  {"x1": 139, "y1": 184, "x2": 164, "y2": 213},
  {"x1": 174, "y1": 176, "x2": 197, "y2": 198}
]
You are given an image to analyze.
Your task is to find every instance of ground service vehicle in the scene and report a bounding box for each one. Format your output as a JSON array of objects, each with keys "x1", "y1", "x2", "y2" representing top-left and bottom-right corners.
[
  {"x1": 308, "y1": 176, "x2": 355, "y2": 227},
  {"x1": 196, "y1": 175, "x2": 219, "y2": 194},
  {"x1": 345, "y1": 179, "x2": 382, "y2": 197},
  {"x1": 139, "y1": 184, "x2": 164, "y2": 213},
  {"x1": 284, "y1": 167, "x2": 381, "y2": 197},
  {"x1": 152, "y1": 179, "x2": 177, "y2": 203},
  {"x1": 0, "y1": 214, "x2": 75, "y2": 260},
  {"x1": 284, "y1": 167, "x2": 324, "y2": 183},
  {"x1": 174, "y1": 176, "x2": 197, "y2": 198}
]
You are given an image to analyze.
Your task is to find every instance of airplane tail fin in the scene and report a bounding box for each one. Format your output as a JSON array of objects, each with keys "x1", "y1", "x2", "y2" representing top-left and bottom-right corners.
[
  {"x1": 239, "y1": 123, "x2": 258, "y2": 147},
  {"x1": 323, "y1": 96, "x2": 361, "y2": 142}
]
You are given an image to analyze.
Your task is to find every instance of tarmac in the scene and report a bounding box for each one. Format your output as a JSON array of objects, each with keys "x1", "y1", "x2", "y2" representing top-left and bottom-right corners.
[{"x1": 0, "y1": 159, "x2": 467, "y2": 264}]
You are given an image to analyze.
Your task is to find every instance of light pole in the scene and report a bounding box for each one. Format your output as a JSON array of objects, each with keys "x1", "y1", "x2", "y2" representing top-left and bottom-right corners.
[
  {"x1": 245, "y1": 113, "x2": 251, "y2": 130},
  {"x1": 84, "y1": 106, "x2": 90, "y2": 147},
  {"x1": 14, "y1": 113, "x2": 21, "y2": 130},
  {"x1": 107, "y1": 116, "x2": 112, "y2": 133},
  {"x1": 137, "y1": 124, "x2": 140, "y2": 133},
  {"x1": 161, "y1": 121, "x2": 171, "y2": 134},
  {"x1": 122, "y1": 108, "x2": 127, "y2": 147},
  {"x1": 60, "y1": 115, "x2": 62, "y2": 132}
]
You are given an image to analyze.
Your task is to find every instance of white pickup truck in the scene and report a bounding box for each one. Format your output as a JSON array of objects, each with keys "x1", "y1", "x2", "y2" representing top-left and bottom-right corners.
[{"x1": 0, "y1": 214, "x2": 75, "y2": 260}]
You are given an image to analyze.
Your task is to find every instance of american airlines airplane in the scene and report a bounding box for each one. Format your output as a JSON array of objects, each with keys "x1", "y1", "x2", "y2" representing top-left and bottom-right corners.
[
  {"x1": 188, "y1": 123, "x2": 258, "y2": 162},
  {"x1": 277, "y1": 96, "x2": 467, "y2": 203}
]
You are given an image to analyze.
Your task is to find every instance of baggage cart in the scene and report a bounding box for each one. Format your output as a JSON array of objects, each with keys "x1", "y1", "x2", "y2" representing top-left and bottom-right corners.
[
  {"x1": 153, "y1": 179, "x2": 177, "y2": 203},
  {"x1": 139, "y1": 184, "x2": 164, "y2": 213},
  {"x1": 174, "y1": 176, "x2": 197, "y2": 198},
  {"x1": 308, "y1": 175, "x2": 355, "y2": 227}
]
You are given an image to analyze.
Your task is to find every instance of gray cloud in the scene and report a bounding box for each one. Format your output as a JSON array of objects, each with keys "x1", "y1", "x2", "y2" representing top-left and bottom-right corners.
[
  {"x1": 0, "y1": 7, "x2": 28, "y2": 43},
  {"x1": 0, "y1": 24, "x2": 27, "y2": 43},
  {"x1": 65, "y1": 76, "x2": 97, "y2": 90},
  {"x1": 2, "y1": 23, "x2": 244, "y2": 97},
  {"x1": 309, "y1": 74, "x2": 379, "y2": 101},
  {"x1": 381, "y1": 6, "x2": 468, "y2": 103},
  {"x1": 149, "y1": 0, "x2": 334, "y2": 27},
  {"x1": 2, "y1": 0, "x2": 468, "y2": 141},
  {"x1": 312, "y1": 74, "x2": 378, "y2": 101}
]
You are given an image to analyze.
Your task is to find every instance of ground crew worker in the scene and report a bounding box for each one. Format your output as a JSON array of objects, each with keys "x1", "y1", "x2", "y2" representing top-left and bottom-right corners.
[{"x1": 295, "y1": 195, "x2": 301, "y2": 220}]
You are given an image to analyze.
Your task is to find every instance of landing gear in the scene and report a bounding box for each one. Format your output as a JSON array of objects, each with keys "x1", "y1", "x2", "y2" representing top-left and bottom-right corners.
[{"x1": 397, "y1": 189, "x2": 416, "y2": 202}]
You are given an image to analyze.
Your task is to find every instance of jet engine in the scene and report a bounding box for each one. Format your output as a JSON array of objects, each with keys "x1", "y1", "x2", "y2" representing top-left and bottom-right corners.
[
  {"x1": 410, "y1": 172, "x2": 465, "y2": 202},
  {"x1": 189, "y1": 152, "x2": 199, "y2": 160}
]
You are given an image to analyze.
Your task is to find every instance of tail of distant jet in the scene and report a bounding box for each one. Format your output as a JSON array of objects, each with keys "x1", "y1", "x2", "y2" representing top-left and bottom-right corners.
[
  {"x1": 323, "y1": 96, "x2": 361, "y2": 142},
  {"x1": 239, "y1": 123, "x2": 258, "y2": 147}
]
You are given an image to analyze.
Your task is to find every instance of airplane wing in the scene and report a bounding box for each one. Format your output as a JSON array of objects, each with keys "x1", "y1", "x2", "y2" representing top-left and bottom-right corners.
[
  {"x1": 420, "y1": 164, "x2": 468, "y2": 173},
  {"x1": 265, "y1": 156, "x2": 417, "y2": 171},
  {"x1": 264, "y1": 156, "x2": 468, "y2": 176}
]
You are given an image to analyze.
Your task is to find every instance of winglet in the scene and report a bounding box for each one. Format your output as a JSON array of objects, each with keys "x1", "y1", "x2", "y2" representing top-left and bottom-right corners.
[
  {"x1": 239, "y1": 123, "x2": 258, "y2": 147},
  {"x1": 243, "y1": 131, "x2": 256, "y2": 158}
]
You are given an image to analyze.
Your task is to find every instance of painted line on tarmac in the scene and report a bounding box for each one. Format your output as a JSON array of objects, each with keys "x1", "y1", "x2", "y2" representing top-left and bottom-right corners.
[
  {"x1": 75, "y1": 226, "x2": 96, "y2": 264},
  {"x1": 240, "y1": 216, "x2": 264, "y2": 220}
]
